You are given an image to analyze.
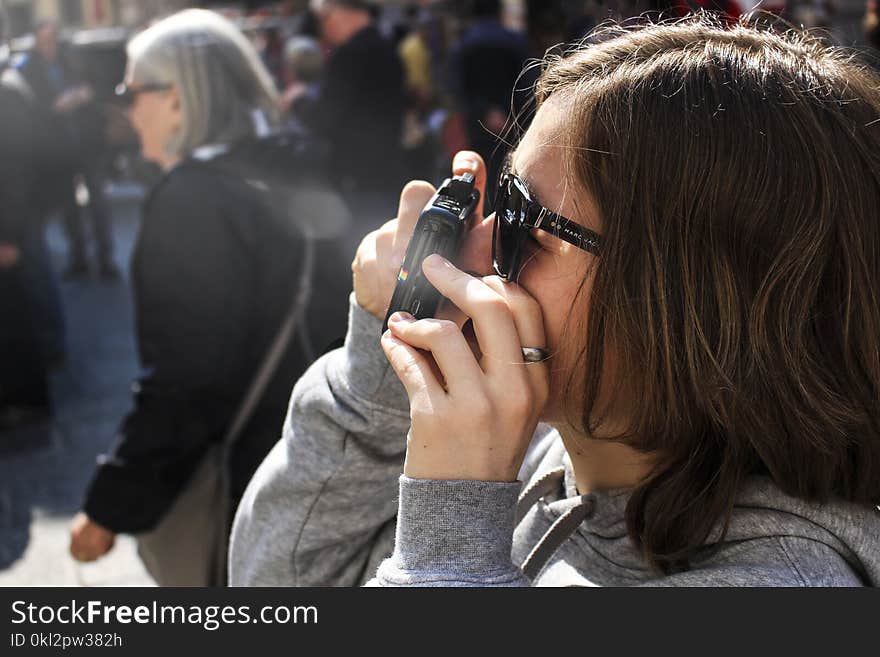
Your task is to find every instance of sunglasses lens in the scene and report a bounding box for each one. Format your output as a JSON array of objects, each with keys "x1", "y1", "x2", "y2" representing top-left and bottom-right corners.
[{"x1": 492, "y1": 175, "x2": 527, "y2": 280}]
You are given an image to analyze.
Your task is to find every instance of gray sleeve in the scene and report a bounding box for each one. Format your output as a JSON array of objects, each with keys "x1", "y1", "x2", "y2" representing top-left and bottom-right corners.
[
  {"x1": 370, "y1": 475, "x2": 529, "y2": 587},
  {"x1": 228, "y1": 296, "x2": 411, "y2": 586}
]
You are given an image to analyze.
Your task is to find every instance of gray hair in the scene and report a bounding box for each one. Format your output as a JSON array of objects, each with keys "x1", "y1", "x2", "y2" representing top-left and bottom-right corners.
[{"x1": 127, "y1": 9, "x2": 280, "y2": 158}]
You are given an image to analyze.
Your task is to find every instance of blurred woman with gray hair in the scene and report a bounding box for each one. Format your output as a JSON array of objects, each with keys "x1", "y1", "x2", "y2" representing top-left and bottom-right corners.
[
  {"x1": 68, "y1": 9, "x2": 351, "y2": 584},
  {"x1": 118, "y1": 8, "x2": 280, "y2": 166}
]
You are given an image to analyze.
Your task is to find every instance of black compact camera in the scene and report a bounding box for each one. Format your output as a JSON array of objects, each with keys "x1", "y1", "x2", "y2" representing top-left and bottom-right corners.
[{"x1": 383, "y1": 173, "x2": 480, "y2": 329}]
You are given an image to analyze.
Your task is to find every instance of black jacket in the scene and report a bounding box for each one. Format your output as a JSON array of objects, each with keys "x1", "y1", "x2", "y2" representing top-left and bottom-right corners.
[
  {"x1": 0, "y1": 74, "x2": 49, "y2": 409},
  {"x1": 0, "y1": 82, "x2": 33, "y2": 244},
  {"x1": 83, "y1": 134, "x2": 353, "y2": 533},
  {"x1": 16, "y1": 50, "x2": 105, "y2": 209},
  {"x1": 299, "y1": 25, "x2": 407, "y2": 195}
]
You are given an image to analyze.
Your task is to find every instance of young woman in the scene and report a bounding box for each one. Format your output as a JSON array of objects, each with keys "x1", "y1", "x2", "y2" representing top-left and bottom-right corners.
[{"x1": 230, "y1": 15, "x2": 880, "y2": 586}]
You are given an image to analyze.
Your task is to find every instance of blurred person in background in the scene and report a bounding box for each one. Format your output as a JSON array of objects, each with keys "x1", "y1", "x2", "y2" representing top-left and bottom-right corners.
[
  {"x1": 17, "y1": 20, "x2": 120, "y2": 281},
  {"x1": 866, "y1": 0, "x2": 880, "y2": 51},
  {"x1": 300, "y1": 0, "x2": 407, "y2": 241},
  {"x1": 525, "y1": 0, "x2": 569, "y2": 57},
  {"x1": 7, "y1": 21, "x2": 70, "y2": 368},
  {"x1": 0, "y1": 24, "x2": 52, "y2": 437},
  {"x1": 260, "y1": 24, "x2": 286, "y2": 86},
  {"x1": 68, "y1": 9, "x2": 350, "y2": 580},
  {"x1": 449, "y1": 0, "x2": 530, "y2": 204},
  {"x1": 398, "y1": 6, "x2": 434, "y2": 109},
  {"x1": 397, "y1": 6, "x2": 443, "y2": 182},
  {"x1": 279, "y1": 34, "x2": 324, "y2": 126}
]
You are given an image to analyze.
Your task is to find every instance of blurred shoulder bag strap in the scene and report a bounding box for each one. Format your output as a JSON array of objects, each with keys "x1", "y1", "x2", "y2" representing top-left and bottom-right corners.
[{"x1": 137, "y1": 235, "x2": 316, "y2": 587}]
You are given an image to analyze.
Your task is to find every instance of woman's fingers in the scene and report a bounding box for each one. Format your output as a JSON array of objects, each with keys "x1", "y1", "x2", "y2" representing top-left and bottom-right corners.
[
  {"x1": 481, "y1": 276, "x2": 550, "y2": 413},
  {"x1": 381, "y1": 330, "x2": 446, "y2": 404},
  {"x1": 452, "y1": 150, "x2": 488, "y2": 222},
  {"x1": 434, "y1": 299, "x2": 468, "y2": 328},
  {"x1": 433, "y1": 303, "x2": 484, "y2": 368},
  {"x1": 391, "y1": 180, "x2": 436, "y2": 269},
  {"x1": 420, "y1": 254, "x2": 523, "y2": 375},
  {"x1": 480, "y1": 276, "x2": 547, "y2": 362},
  {"x1": 453, "y1": 150, "x2": 493, "y2": 278},
  {"x1": 387, "y1": 313, "x2": 484, "y2": 394}
]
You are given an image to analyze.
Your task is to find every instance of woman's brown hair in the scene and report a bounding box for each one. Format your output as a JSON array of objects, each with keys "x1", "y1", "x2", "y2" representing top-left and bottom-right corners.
[{"x1": 536, "y1": 14, "x2": 880, "y2": 573}]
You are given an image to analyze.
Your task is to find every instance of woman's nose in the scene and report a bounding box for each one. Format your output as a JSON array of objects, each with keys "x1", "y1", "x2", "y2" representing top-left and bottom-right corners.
[{"x1": 457, "y1": 213, "x2": 494, "y2": 276}]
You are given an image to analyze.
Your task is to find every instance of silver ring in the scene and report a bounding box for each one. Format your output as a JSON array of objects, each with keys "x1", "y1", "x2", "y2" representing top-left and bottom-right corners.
[{"x1": 521, "y1": 347, "x2": 549, "y2": 363}]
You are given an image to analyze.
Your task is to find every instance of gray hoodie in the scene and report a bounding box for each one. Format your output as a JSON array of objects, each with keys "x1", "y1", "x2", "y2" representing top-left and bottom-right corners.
[{"x1": 229, "y1": 297, "x2": 880, "y2": 586}]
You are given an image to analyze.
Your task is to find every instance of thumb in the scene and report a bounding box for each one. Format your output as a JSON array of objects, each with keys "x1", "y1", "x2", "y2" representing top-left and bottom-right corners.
[
  {"x1": 391, "y1": 180, "x2": 436, "y2": 268},
  {"x1": 452, "y1": 150, "x2": 488, "y2": 223}
]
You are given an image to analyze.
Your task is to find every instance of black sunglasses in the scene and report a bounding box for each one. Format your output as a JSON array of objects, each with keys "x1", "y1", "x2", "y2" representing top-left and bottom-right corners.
[
  {"x1": 492, "y1": 171, "x2": 602, "y2": 281},
  {"x1": 114, "y1": 82, "x2": 171, "y2": 106}
]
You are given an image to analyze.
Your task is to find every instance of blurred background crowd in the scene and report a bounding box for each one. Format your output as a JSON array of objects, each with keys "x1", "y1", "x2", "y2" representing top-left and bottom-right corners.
[{"x1": 0, "y1": 0, "x2": 878, "y2": 585}]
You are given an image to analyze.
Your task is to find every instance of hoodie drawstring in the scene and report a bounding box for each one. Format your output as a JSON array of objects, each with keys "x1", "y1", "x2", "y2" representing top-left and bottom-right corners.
[
  {"x1": 516, "y1": 466, "x2": 597, "y2": 580},
  {"x1": 521, "y1": 497, "x2": 595, "y2": 581},
  {"x1": 515, "y1": 466, "x2": 566, "y2": 526}
]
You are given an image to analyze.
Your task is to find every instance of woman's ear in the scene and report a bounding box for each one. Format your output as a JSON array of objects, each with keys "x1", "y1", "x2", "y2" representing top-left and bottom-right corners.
[
  {"x1": 160, "y1": 86, "x2": 183, "y2": 167},
  {"x1": 166, "y1": 86, "x2": 183, "y2": 130}
]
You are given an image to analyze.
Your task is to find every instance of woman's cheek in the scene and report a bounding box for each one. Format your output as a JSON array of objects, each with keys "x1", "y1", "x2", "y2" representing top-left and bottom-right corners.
[
  {"x1": 544, "y1": 328, "x2": 584, "y2": 423},
  {"x1": 546, "y1": 266, "x2": 596, "y2": 424},
  {"x1": 542, "y1": 270, "x2": 587, "y2": 351},
  {"x1": 130, "y1": 110, "x2": 153, "y2": 159},
  {"x1": 141, "y1": 119, "x2": 169, "y2": 164}
]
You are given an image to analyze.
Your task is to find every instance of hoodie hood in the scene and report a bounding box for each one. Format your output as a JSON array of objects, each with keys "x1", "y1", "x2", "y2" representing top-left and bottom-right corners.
[
  {"x1": 723, "y1": 477, "x2": 880, "y2": 585},
  {"x1": 514, "y1": 434, "x2": 880, "y2": 586}
]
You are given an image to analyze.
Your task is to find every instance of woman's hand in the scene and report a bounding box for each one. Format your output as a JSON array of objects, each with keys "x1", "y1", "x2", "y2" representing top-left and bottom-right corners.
[
  {"x1": 381, "y1": 254, "x2": 550, "y2": 483},
  {"x1": 351, "y1": 151, "x2": 489, "y2": 321},
  {"x1": 69, "y1": 512, "x2": 116, "y2": 562}
]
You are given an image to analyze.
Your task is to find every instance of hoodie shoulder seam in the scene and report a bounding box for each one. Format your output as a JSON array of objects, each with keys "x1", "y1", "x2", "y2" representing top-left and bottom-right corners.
[
  {"x1": 774, "y1": 536, "x2": 808, "y2": 587},
  {"x1": 776, "y1": 535, "x2": 866, "y2": 585}
]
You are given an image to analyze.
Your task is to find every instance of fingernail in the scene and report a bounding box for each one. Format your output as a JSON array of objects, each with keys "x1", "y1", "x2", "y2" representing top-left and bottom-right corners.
[
  {"x1": 388, "y1": 311, "x2": 415, "y2": 325},
  {"x1": 453, "y1": 154, "x2": 478, "y2": 171},
  {"x1": 423, "y1": 253, "x2": 450, "y2": 271}
]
